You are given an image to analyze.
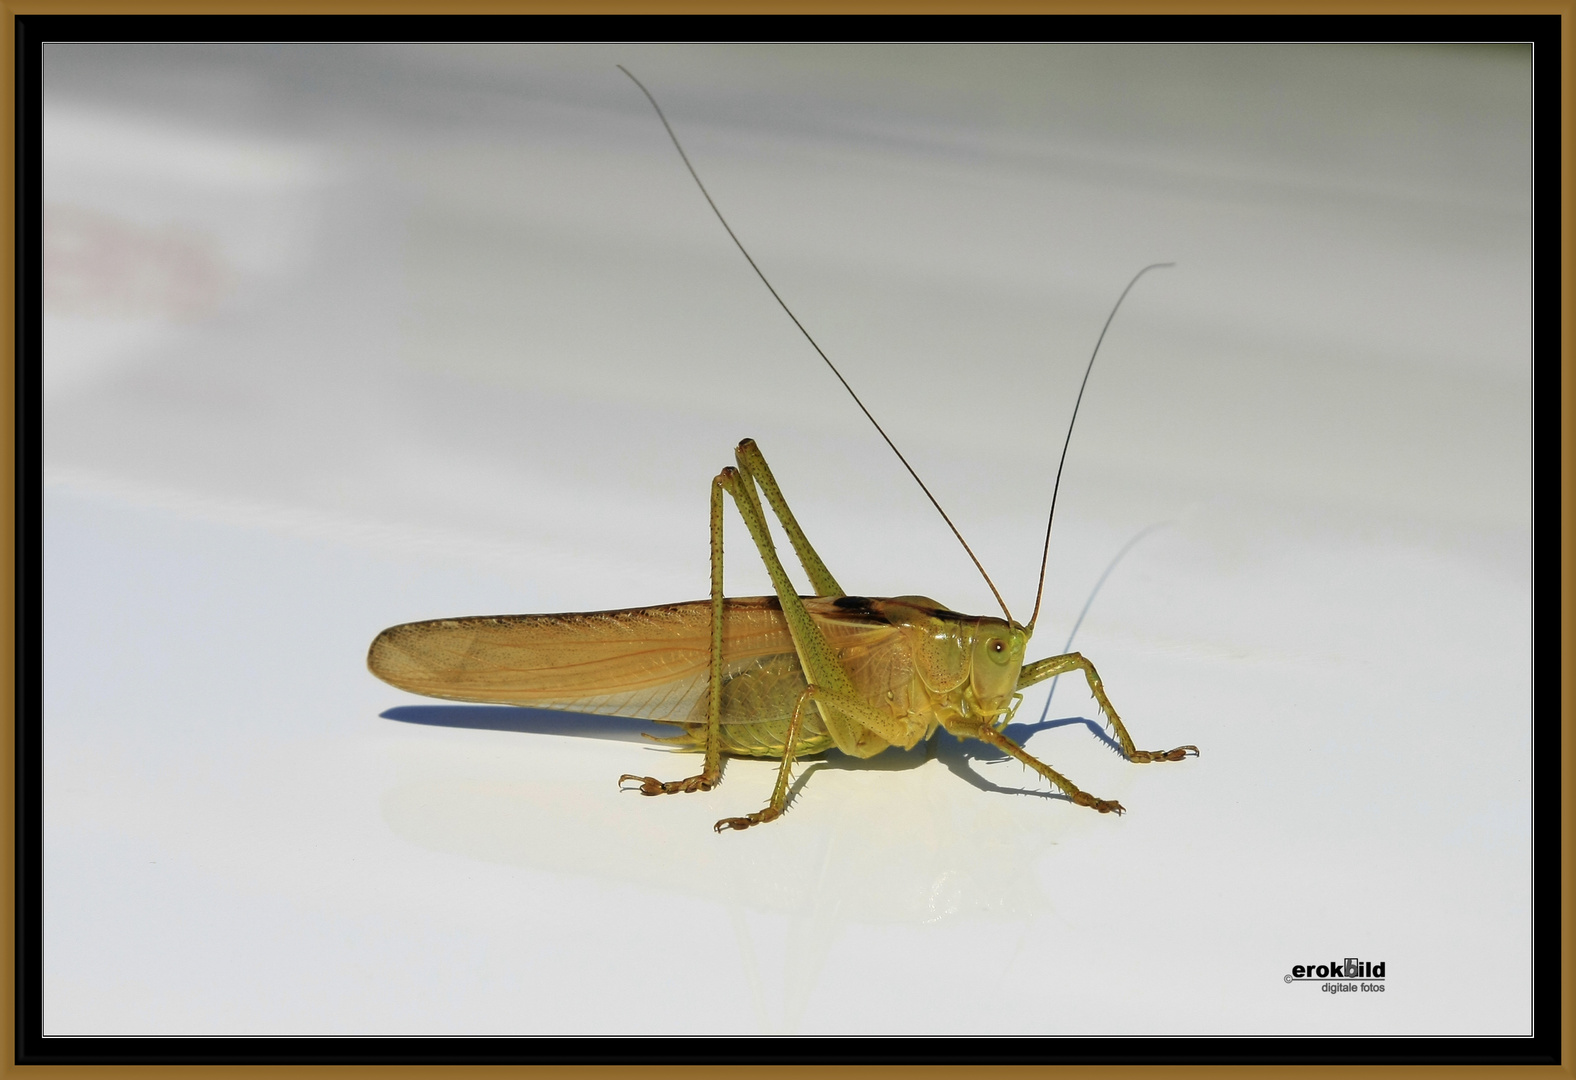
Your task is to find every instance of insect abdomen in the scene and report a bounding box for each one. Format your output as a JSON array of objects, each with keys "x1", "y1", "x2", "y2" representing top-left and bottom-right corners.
[{"x1": 671, "y1": 653, "x2": 837, "y2": 758}]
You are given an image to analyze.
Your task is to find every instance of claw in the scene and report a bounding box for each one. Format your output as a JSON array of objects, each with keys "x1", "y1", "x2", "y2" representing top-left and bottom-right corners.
[{"x1": 619, "y1": 773, "x2": 663, "y2": 795}]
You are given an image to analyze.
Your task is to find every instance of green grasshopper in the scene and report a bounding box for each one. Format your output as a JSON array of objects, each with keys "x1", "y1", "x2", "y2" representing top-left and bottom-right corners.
[{"x1": 367, "y1": 69, "x2": 1196, "y2": 833}]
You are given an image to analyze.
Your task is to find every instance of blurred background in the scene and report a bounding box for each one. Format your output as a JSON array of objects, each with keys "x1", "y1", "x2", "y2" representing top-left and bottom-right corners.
[{"x1": 43, "y1": 43, "x2": 1531, "y2": 1035}]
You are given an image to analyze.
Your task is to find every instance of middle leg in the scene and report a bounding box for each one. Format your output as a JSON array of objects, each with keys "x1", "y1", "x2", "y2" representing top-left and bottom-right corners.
[{"x1": 970, "y1": 725, "x2": 1125, "y2": 814}]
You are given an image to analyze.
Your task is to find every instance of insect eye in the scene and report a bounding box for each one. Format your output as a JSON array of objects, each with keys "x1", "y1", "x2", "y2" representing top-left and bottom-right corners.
[{"x1": 991, "y1": 640, "x2": 1004, "y2": 654}]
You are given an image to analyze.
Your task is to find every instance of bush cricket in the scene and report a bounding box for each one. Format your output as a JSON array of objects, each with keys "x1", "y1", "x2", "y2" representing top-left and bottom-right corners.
[{"x1": 368, "y1": 68, "x2": 1197, "y2": 833}]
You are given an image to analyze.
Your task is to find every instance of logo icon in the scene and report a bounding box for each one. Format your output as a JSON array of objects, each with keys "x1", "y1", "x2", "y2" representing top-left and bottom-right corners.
[{"x1": 1283, "y1": 957, "x2": 1386, "y2": 992}]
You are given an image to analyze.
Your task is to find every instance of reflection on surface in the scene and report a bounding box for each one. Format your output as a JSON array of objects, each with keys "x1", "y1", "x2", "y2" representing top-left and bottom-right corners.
[
  {"x1": 377, "y1": 703, "x2": 1120, "y2": 1030},
  {"x1": 377, "y1": 701, "x2": 1128, "y2": 926}
]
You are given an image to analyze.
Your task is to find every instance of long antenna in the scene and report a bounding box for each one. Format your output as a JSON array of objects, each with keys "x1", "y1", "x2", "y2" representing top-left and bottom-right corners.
[
  {"x1": 618, "y1": 66, "x2": 1014, "y2": 624},
  {"x1": 1026, "y1": 262, "x2": 1173, "y2": 633}
]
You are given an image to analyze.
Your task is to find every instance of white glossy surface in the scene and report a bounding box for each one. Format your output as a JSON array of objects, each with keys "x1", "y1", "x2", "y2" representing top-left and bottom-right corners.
[{"x1": 43, "y1": 43, "x2": 1532, "y2": 1035}]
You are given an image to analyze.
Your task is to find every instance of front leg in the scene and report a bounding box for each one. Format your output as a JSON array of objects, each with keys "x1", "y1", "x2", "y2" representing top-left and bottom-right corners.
[{"x1": 1017, "y1": 651, "x2": 1198, "y2": 763}]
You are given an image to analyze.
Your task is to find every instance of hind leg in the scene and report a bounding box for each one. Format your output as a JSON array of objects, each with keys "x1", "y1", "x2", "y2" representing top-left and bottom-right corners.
[{"x1": 618, "y1": 471, "x2": 731, "y2": 799}]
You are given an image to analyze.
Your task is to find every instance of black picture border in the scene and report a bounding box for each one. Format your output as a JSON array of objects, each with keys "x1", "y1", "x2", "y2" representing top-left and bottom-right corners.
[{"x1": 12, "y1": 16, "x2": 1562, "y2": 1066}]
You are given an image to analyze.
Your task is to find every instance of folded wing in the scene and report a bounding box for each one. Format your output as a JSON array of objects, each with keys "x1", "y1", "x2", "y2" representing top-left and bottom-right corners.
[{"x1": 367, "y1": 596, "x2": 899, "y2": 725}]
